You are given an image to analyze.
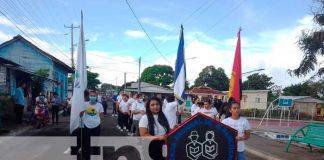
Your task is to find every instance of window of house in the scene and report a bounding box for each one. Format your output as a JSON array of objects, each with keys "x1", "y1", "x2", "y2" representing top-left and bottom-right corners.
[{"x1": 255, "y1": 97, "x2": 261, "y2": 103}]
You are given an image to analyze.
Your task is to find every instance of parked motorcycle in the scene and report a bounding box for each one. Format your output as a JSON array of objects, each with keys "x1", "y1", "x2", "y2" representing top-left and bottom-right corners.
[{"x1": 34, "y1": 100, "x2": 49, "y2": 129}]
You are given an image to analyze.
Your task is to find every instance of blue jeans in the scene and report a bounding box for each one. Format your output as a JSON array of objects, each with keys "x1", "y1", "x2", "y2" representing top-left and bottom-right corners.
[{"x1": 238, "y1": 151, "x2": 245, "y2": 160}]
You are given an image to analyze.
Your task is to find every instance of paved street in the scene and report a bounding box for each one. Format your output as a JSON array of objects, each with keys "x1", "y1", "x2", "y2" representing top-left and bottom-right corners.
[{"x1": 13, "y1": 102, "x2": 264, "y2": 160}]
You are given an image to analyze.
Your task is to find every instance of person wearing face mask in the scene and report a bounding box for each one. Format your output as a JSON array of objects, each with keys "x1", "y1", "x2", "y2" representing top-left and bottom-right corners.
[
  {"x1": 130, "y1": 93, "x2": 145, "y2": 136},
  {"x1": 79, "y1": 90, "x2": 104, "y2": 160}
]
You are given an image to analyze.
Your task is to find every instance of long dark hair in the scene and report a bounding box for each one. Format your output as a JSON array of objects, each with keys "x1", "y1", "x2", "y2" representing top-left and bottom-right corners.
[{"x1": 145, "y1": 97, "x2": 170, "y2": 135}]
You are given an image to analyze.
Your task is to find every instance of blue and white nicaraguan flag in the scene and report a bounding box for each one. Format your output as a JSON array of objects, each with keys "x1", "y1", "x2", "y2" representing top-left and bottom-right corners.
[
  {"x1": 70, "y1": 11, "x2": 88, "y2": 134},
  {"x1": 174, "y1": 25, "x2": 186, "y2": 105}
]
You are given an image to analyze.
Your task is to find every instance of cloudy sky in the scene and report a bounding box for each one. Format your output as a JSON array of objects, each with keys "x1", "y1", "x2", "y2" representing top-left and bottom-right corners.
[{"x1": 0, "y1": 0, "x2": 322, "y2": 87}]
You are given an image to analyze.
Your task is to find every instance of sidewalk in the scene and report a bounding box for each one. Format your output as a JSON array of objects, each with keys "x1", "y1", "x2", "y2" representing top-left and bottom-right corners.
[{"x1": 245, "y1": 134, "x2": 324, "y2": 160}]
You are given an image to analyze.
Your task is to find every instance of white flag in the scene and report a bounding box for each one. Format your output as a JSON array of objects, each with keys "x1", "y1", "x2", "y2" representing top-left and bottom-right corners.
[{"x1": 70, "y1": 11, "x2": 87, "y2": 134}]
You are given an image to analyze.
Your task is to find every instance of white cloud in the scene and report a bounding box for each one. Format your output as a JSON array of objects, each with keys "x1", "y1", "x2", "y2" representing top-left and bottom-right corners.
[
  {"x1": 0, "y1": 31, "x2": 12, "y2": 42},
  {"x1": 0, "y1": 16, "x2": 58, "y2": 35},
  {"x1": 86, "y1": 50, "x2": 139, "y2": 86},
  {"x1": 71, "y1": 15, "x2": 317, "y2": 88},
  {"x1": 141, "y1": 18, "x2": 173, "y2": 31},
  {"x1": 125, "y1": 30, "x2": 145, "y2": 38},
  {"x1": 147, "y1": 15, "x2": 316, "y2": 88}
]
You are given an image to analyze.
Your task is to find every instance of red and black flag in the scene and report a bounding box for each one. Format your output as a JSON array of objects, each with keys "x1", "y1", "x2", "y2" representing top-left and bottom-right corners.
[{"x1": 228, "y1": 28, "x2": 242, "y2": 103}]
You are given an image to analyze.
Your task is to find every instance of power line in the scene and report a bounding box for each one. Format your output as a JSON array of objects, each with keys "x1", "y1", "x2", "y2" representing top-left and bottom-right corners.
[
  {"x1": 0, "y1": 0, "x2": 71, "y2": 62},
  {"x1": 143, "y1": 0, "x2": 248, "y2": 61},
  {"x1": 89, "y1": 66, "x2": 138, "y2": 75},
  {"x1": 125, "y1": 0, "x2": 171, "y2": 64},
  {"x1": 14, "y1": 0, "x2": 71, "y2": 60},
  {"x1": 137, "y1": 0, "x2": 217, "y2": 60}
]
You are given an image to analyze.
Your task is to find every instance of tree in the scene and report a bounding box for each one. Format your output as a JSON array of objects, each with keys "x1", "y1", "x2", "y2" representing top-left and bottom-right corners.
[
  {"x1": 87, "y1": 71, "x2": 101, "y2": 90},
  {"x1": 282, "y1": 80, "x2": 324, "y2": 100},
  {"x1": 242, "y1": 73, "x2": 274, "y2": 90},
  {"x1": 31, "y1": 69, "x2": 50, "y2": 99},
  {"x1": 289, "y1": 0, "x2": 324, "y2": 77},
  {"x1": 141, "y1": 65, "x2": 174, "y2": 86},
  {"x1": 194, "y1": 66, "x2": 229, "y2": 91}
]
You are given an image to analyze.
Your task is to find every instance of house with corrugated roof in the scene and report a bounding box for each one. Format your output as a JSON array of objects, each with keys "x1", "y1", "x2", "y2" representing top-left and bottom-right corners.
[{"x1": 0, "y1": 35, "x2": 73, "y2": 103}]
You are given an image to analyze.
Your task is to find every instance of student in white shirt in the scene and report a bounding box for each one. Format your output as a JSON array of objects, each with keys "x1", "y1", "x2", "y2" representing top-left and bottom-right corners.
[
  {"x1": 197, "y1": 99, "x2": 219, "y2": 121},
  {"x1": 116, "y1": 90, "x2": 124, "y2": 129},
  {"x1": 79, "y1": 90, "x2": 104, "y2": 160},
  {"x1": 127, "y1": 92, "x2": 137, "y2": 135},
  {"x1": 119, "y1": 94, "x2": 130, "y2": 132},
  {"x1": 190, "y1": 96, "x2": 199, "y2": 116},
  {"x1": 163, "y1": 95, "x2": 178, "y2": 129},
  {"x1": 222, "y1": 102, "x2": 251, "y2": 160},
  {"x1": 130, "y1": 93, "x2": 145, "y2": 136},
  {"x1": 139, "y1": 97, "x2": 170, "y2": 160}
]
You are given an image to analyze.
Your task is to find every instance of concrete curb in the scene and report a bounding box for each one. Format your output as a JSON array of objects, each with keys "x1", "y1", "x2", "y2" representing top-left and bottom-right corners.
[{"x1": 246, "y1": 146, "x2": 282, "y2": 160}]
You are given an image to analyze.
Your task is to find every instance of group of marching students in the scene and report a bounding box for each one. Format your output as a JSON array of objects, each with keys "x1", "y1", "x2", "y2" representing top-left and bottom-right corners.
[
  {"x1": 190, "y1": 96, "x2": 251, "y2": 160},
  {"x1": 111, "y1": 91, "x2": 184, "y2": 137},
  {"x1": 72, "y1": 89, "x2": 250, "y2": 160},
  {"x1": 110, "y1": 91, "x2": 251, "y2": 160}
]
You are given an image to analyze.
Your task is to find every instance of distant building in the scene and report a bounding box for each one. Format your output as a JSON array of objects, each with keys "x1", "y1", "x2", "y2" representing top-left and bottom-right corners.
[
  {"x1": 124, "y1": 82, "x2": 173, "y2": 99},
  {"x1": 280, "y1": 96, "x2": 324, "y2": 120},
  {"x1": 223, "y1": 90, "x2": 269, "y2": 110},
  {"x1": 0, "y1": 35, "x2": 73, "y2": 102}
]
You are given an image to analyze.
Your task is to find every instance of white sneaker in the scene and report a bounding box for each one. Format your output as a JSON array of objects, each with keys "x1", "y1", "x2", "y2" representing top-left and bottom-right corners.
[
  {"x1": 120, "y1": 129, "x2": 124, "y2": 132},
  {"x1": 123, "y1": 127, "x2": 126, "y2": 130}
]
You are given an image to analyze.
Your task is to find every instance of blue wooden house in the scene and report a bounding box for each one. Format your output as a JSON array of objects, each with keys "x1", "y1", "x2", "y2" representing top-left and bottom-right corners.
[{"x1": 0, "y1": 35, "x2": 73, "y2": 102}]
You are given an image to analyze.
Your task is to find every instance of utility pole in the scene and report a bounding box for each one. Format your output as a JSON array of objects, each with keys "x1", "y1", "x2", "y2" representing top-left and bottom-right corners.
[
  {"x1": 138, "y1": 57, "x2": 141, "y2": 93},
  {"x1": 64, "y1": 24, "x2": 80, "y2": 69},
  {"x1": 124, "y1": 72, "x2": 127, "y2": 90}
]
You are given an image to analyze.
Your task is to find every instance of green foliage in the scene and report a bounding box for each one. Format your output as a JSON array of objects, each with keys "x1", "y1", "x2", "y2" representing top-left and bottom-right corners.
[
  {"x1": 31, "y1": 69, "x2": 50, "y2": 96},
  {"x1": 87, "y1": 71, "x2": 101, "y2": 90},
  {"x1": 140, "y1": 65, "x2": 174, "y2": 86},
  {"x1": 242, "y1": 73, "x2": 274, "y2": 90},
  {"x1": 194, "y1": 66, "x2": 229, "y2": 91},
  {"x1": 282, "y1": 80, "x2": 324, "y2": 100},
  {"x1": 35, "y1": 69, "x2": 50, "y2": 78},
  {"x1": 289, "y1": 0, "x2": 324, "y2": 77}
]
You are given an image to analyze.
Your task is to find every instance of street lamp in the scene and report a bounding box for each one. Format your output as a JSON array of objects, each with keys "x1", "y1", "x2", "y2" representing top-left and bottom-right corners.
[
  {"x1": 185, "y1": 57, "x2": 197, "y2": 61},
  {"x1": 242, "y1": 68, "x2": 265, "y2": 76}
]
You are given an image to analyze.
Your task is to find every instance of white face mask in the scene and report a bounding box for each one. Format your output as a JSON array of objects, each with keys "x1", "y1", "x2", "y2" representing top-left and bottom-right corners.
[{"x1": 138, "y1": 98, "x2": 143, "y2": 103}]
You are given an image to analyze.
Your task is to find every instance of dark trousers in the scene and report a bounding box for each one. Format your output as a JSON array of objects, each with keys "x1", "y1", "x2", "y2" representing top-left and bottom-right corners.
[
  {"x1": 71, "y1": 128, "x2": 82, "y2": 155},
  {"x1": 15, "y1": 104, "x2": 24, "y2": 124},
  {"x1": 177, "y1": 115, "x2": 182, "y2": 124},
  {"x1": 131, "y1": 120, "x2": 140, "y2": 135},
  {"x1": 83, "y1": 125, "x2": 101, "y2": 160},
  {"x1": 117, "y1": 111, "x2": 122, "y2": 127},
  {"x1": 112, "y1": 103, "x2": 117, "y2": 114},
  {"x1": 121, "y1": 113, "x2": 130, "y2": 130},
  {"x1": 52, "y1": 105, "x2": 59, "y2": 124},
  {"x1": 102, "y1": 103, "x2": 107, "y2": 115}
]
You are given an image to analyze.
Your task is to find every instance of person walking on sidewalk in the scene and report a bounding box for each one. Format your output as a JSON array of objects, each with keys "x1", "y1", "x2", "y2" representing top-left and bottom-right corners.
[
  {"x1": 14, "y1": 82, "x2": 26, "y2": 124},
  {"x1": 222, "y1": 101, "x2": 251, "y2": 160},
  {"x1": 80, "y1": 90, "x2": 104, "y2": 160},
  {"x1": 51, "y1": 92, "x2": 61, "y2": 125}
]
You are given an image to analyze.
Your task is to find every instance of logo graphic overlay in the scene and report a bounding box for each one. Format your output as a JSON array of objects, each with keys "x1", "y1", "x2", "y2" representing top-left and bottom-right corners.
[{"x1": 167, "y1": 113, "x2": 237, "y2": 160}]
